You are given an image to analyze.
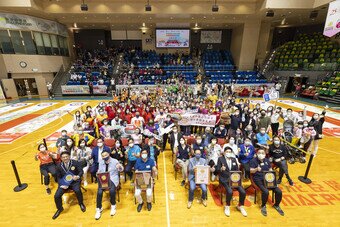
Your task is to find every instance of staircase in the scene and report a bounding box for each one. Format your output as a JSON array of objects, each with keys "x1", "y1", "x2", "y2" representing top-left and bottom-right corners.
[
  {"x1": 260, "y1": 49, "x2": 277, "y2": 81},
  {"x1": 319, "y1": 93, "x2": 340, "y2": 105},
  {"x1": 52, "y1": 65, "x2": 71, "y2": 97}
]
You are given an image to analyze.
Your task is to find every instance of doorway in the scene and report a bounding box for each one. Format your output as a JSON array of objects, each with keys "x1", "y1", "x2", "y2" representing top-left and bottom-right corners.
[
  {"x1": 14, "y1": 78, "x2": 38, "y2": 97},
  {"x1": 286, "y1": 76, "x2": 308, "y2": 93}
]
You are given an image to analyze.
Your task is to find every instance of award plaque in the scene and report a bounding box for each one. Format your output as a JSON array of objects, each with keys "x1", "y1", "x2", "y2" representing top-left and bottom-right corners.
[
  {"x1": 229, "y1": 171, "x2": 242, "y2": 188},
  {"x1": 135, "y1": 171, "x2": 152, "y2": 190},
  {"x1": 97, "y1": 172, "x2": 111, "y2": 189},
  {"x1": 59, "y1": 172, "x2": 74, "y2": 187},
  {"x1": 264, "y1": 171, "x2": 277, "y2": 188},
  {"x1": 195, "y1": 165, "x2": 210, "y2": 185}
]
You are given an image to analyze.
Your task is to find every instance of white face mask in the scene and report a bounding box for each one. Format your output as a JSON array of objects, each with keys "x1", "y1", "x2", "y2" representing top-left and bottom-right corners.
[
  {"x1": 225, "y1": 153, "x2": 232, "y2": 158},
  {"x1": 260, "y1": 130, "x2": 265, "y2": 134},
  {"x1": 115, "y1": 143, "x2": 120, "y2": 147},
  {"x1": 196, "y1": 140, "x2": 202, "y2": 144},
  {"x1": 229, "y1": 139, "x2": 235, "y2": 145},
  {"x1": 141, "y1": 154, "x2": 148, "y2": 159},
  {"x1": 67, "y1": 141, "x2": 73, "y2": 146},
  {"x1": 129, "y1": 143, "x2": 134, "y2": 148},
  {"x1": 80, "y1": 143, "x2": 85, "y2": 147},
  {"x1": 258, "y1": 154, "x2": 265, "y2": 160},
  {"x1": 61, "y1": 132, "x2": 67, "y2": 137},
  {"x1": 180, "y1": 140, "x2": 185, "y2": 145},
  {"x1": 40, "y1": 147, "x2": 46, "y2": 152},
  {"x1": 212, "y1": 140, "x2": 217, "y2": 145},
  {"x1": 97, "y1": 142, "x2": 103, "y2": 147},
  {"x1": 244, "y1": 141, "x2": 251, "y2": 146}
]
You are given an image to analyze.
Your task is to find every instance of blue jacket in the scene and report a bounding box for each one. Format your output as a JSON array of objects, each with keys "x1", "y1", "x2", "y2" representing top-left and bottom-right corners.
[
  {"x1": 238, "y1": 144, "x2": 255, "y2": 164},
  {"x1": 91, "y1": 145, "x2": 111, "y2": 164}
]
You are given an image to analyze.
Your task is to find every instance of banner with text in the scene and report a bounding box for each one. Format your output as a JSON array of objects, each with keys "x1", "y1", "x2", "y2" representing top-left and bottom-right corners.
[{"x1": 178, "y1": 113, "x2": 216, "y2": 127}]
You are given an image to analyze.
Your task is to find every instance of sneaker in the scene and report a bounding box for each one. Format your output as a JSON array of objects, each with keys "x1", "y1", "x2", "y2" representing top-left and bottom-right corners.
[
  {"x1": 83, "y1": 180, "x2": 88, "y2": 187},
  {"x1": 288, "y1": 179, "x2": 294, "y2": 186},
  {"x1": 224, "y1": 206, "x2": 230, "y2": 217},
  {"x1": 202, "y1": 199, "x2": 207, "y2": 207},
  {"x1": 277, "y1": 178, "x2": 282, "y2": 184},
  {"x1": 46, "y1": 188, "x2": 51, "y2": 195},
  {"x1": 181, "y1": 180, "x2": 185, "y2": 187},
  {"x1": 187, "y1": 201, "x2": 192, "y2": 209},
  {"x1": 273, "y1": 205, "x2": 285, "y2": 216},
  {"x1": 110, "y1": 205, "x2": 116, "y2": 216},
  {"x1": 137, "y1": 202, "x2": 144, "y2": 212},
  {"x1": 237, "y1": 206, "x2": 247, "y2": 217},
  {"x1": 261, "y1": 206, "x2": 267, "y2": 216},
  {"x1": 95, "y1": 208, "x2": 103, "y2": 220}
]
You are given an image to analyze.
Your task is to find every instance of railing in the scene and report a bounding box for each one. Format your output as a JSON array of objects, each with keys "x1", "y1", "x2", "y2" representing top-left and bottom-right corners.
[{"x1": 51, "y1": 65, "x2": 65, "y2": 93}]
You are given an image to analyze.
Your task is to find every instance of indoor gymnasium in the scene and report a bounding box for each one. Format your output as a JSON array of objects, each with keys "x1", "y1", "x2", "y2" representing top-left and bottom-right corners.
[{"x1": 0, "y1": 0, "x2": 339, "y2": 226}]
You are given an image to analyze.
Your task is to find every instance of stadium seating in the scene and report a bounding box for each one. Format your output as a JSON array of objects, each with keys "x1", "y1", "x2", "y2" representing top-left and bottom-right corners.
[
  {"x1": 202, "y1": 50, "x2": 234, "y2": 70},
  {"x1": 273, "y1": 32, "x2": 340, "y2": 71}
]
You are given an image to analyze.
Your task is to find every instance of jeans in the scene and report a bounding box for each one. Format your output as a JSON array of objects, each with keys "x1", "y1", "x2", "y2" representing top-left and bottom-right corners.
[
  {"x1": 188, "y1": 179, "x2": 207, "y2": 202},
  {"x1": 274, "y1": 159, "x2": 291, "y2": 180},
  {"x1": 96, "y1": 181, "x2": 116, "y2": 208},
  {"x1": 254, "y1": 179, "x2": 282, "y2": 207},
  {"x1": 125, "y1": 160, "x2": 136, "y2": 180}
]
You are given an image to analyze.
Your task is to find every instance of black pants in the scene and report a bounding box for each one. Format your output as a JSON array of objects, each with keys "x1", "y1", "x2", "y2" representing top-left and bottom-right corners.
[
  {"x1": 96, "y1": 181, "x2": 116, "y2": 208},
  {"x1": 274, "y1": 160, "x2": 291, "y2": 180},
  {"x1": 40, "y1": 163, "x2": 57, "y2": 185},
  {"x1": 254, "y1": 179, "x2": 282, "y2": 207},
  {"x1": 271, "y1": 123, "x2": 279, "y2": 136},
  {"x1": 220, "y1": 181, "x2": 246, "y2": 206},
  {"x1": 162, "y1": 133, "x2": 169, "y2": 150},
  {"x1": 54, "y1": 181, "x2": 83, "y2": 210},
  {"x1": 125, "y1": 160, "x2": 136, "y2": 180},
  {"x1": 241, "y1": 162, "x2": 250, "y2": 179}
]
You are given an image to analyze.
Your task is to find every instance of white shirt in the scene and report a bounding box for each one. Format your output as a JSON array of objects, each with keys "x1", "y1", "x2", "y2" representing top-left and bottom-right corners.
[{"x1": 226, "y1": 158, "x2": 232, "y2": 170}]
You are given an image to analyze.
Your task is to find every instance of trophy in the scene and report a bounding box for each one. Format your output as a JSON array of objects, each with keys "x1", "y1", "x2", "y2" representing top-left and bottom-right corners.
[
  {"x1": 97, "y1": 172, "x2": 111, "y2": 189},
  {"x1": 264, "y1": 171, "x2": 277, "y2": 188},
  {"x1": 229, "y1": 171, "x2": 242, "y2": 188}
]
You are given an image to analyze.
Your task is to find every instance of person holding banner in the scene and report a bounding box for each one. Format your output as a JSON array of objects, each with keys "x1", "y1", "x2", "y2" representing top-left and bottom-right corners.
[
  {"x1": 250, "y1": 149, "x2": 284, "y2": 217},
  {"x1": 134, "y1": 148, "x2": 157, "y2": 212},
  {"x1": 187, "y1": 149, "x2": 208, "y2": 209},
  {"x1": 52, "y1": 152, "x2": 86, "y2": 220},
  {"x1": 94, "y1": 150, "x2": 124, "y2": 220},
  {"x1": 216, "y1": 147, "x2": 247, "y2": 217}
]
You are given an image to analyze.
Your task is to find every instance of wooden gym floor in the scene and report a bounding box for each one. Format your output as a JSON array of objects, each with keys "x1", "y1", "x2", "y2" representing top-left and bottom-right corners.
[{"x1": 0, "y1": 98, "x2": 339, "y2": 227}]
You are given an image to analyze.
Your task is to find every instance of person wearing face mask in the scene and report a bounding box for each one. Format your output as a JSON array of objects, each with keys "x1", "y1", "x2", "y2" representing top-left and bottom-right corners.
[
  {"x1": 123, "y1": 109, "x2": 133, "y2": 124},
  {"x1": 269, "y1": 136, "x2": 294, "y2": 186},
  {"x1": 94, "y1": 150, "x2": 124, "y2": 220},
  {"x1": 154, "y1": 108, "x2": 167, "y2": 125},
  {"x1": 110, "y1": 139, "x2": 126, "y2": 165},
  {"x1": 169, "y1": 126, "x2": 183, "y2": 160},
  {"x1": 144, "y1": 138, "x2": 160, "y2": 164},
  {"x1": 207, "y1": 137, "x2": 222, "y2": 181},
  {"x1": 299, "y1": 123, "x2": 317, "y2": 160},
  {"x1": 256, "y1": 127, "x2": 271, "y2": 150},
  {"x1": 52, "y1": 152, "x2": 86, "y2": 219},
  {"x1": 229, "y1": 109, "x2": 242, "y2": 137},
  {"x1": 308, "y1": 108, "x2": 326, "y2": 156},
  {"x1": 131, "y1": 111, "x2": 145, "y2": 129},
  {"x1": 74, "y1": 110, "x2": 84, "y2": 129},
  {"x1": 223, "y1": 136, "x2": 238, "y2": 157},
  {"x1": 216, "y1": 147, "x2": 247, "y2": 217},
  {"x1": 257, "y1": 109, "x2": 271, "y2": 134},
  {"x1": 125, "y1": 138, "x2": 141, "y2": 181},
  {"x1": 238, "y1": 137, "x2": 255, "y2": 179},
  {"x1": 95, "y1": 109, "x2": 108, "y2": 137},
  {"x1": 175, "y1": 138, "x2": 192, "y2": 186},
  {"x1": 270, "y1": 107, "x2": 281, "y2": 136},
  {"x1": 250, "y1": 149, "x2": 284, "y2": 217},
  {"x1": 72, "y1": 127, "x2": 95, "y2": 147},
  {"x1": 65, "y1": 138, "x2": 77, "y2": 160},
  {"x1": 90, "y1": 138, "x2": 111, "y2": 182},
  {"x1": 214, "y1": 124, "x2": 227, "y2": 139},
  {"x1": 99, "y1": 119, "x2": 113, "y2": 139},
  {"x1": 74, "y1": 139, "x2": 92, "y2": 187},
  {"x1": 187, "y1": 150, "x2": 208, "y2": 209},
  {"x1": 35, "y1": 143, "x2": 58, "y2": 194},
  {"x1": 56, "y1": 130, "x2": 70, "y2": 149},
  {"x1": 244, "y1": 125, "x2": 257, "y2": 144},
  {"x1": 282, "y1": 108, "x2": 297, "y2": 124},
  {"x1": 134, "y1": 149, "x2": 157, "y2": 212},
  {"x1": 192, "y1": 135, "x2": 207, "y2": 159}
]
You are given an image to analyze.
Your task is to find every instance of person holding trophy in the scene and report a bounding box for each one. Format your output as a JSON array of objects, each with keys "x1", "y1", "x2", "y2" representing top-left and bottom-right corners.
[
  {"x1": 250, "y1": 148, "x2": 284, "y2": 217},
  {"x1": 52, "y1": 151, "x2": 86, "y2": 220},
  {"x1": 94, "y1": 150, "x2": 124, "y2": 220},
  {"x1": 216, "y1": 147, "x2": 247, "y2": 217}
]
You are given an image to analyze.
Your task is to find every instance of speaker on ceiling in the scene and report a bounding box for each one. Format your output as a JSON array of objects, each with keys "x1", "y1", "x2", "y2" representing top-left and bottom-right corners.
[{"x1": 266, "y1": 10, "x2": 274, "y2": 17}]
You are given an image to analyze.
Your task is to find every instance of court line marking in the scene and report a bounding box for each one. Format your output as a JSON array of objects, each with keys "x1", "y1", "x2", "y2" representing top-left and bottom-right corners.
[
  {"x1": 318, "y1": 147, "x2": 340, "y2": 155},
  {"x1": 162, "y1": 151, "x2": 171, "y2": 227}
]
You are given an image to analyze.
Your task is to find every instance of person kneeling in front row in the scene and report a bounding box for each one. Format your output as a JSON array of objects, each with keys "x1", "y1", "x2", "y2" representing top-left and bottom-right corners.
[
  {"x1": 95, "y1": 150, "x2": 124, "y2": 220},
  {"x1": 216, "y1": 146, "x2": 247, "y2": 217},
  {"x1": 250, "y1": 148, "x2": 284, "y2": 216}
]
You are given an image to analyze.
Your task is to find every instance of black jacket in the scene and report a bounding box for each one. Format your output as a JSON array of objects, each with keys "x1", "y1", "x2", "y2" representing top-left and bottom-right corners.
[
  {"x1": 56, "y1": 160, "x2": 84, "y2": 184},
  {"x1": 216, "y1": 156, "x2": 239, "y2": 184}
]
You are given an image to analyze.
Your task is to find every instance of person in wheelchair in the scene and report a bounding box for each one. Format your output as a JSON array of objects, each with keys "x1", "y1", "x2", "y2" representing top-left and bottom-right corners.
[
  {"x1": 216, "y1": 147, "x2": 247, "y2": 217},
  {"x1": 268, "y1": 136, "x2": 294, "y2": 186}
]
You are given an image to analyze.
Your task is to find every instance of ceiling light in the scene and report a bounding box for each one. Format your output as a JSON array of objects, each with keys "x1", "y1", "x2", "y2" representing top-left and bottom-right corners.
[
  {"x1": 142, "y1": 22, "x2": 145, "y2": 27},
  {"x1": 212, "y1": 0, "x2": 219, "y2": 12},
  {"x1": 73, "y1": 23, "x2": 77, "y2": 28},
  {"x1": 81, "y1": 0, "x2": 88, "y2": 11},
  {"x1": 145, "y1": 0, "x2": 151, "y2": 11}
]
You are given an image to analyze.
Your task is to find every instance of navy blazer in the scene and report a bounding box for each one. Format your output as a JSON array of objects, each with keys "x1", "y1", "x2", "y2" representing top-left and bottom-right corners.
[
  {"x1": 56, "y1": 160, "x2": 83, "y2": 184},
  {"x1": 91, "y1": 145, "x2": 111, "y2": 164}
]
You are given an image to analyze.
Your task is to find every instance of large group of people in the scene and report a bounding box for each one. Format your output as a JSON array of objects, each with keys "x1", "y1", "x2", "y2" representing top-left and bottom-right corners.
[{"x1": 35, "y1": 80, "x2": 326, "y2": 219}]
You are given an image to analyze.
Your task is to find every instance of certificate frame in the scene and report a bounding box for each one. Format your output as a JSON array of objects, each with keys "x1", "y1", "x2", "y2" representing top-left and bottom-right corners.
[
  {"x1": 195, "y1": 165, "x2": 210, "y2": 185},
  {"x1": 229, "y1": 171, "x2": 242, "y2": 188},
  {"x1": 135, "y1": 170, "x2": 152, "y2": 190},
  {"x1": 263, "y1": 171, "x2": 277, "y2": 189}
]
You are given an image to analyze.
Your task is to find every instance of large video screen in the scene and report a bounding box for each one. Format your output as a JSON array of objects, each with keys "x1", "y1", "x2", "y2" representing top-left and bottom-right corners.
[{"x1": 156, "y1": 29, "x2": 190, "y2": 48}]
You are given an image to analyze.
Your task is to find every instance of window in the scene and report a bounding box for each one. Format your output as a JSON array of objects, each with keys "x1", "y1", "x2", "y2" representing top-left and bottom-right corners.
[
  {"x1": 63, "y1": 37, "x2": 69, "y2": 56},
  {"x1": 0, "y1": 30, "x2": 14, "y2": 54},
  {"x1": 50, "y1": 34, "x2": 60, "y2": 55},
  {"x1": 21, "y1": 31, "x2": 37, "y2": 55},
  {"x1": 42, "y1": 33, "x2": 52, "y2": 55},
  {"x1": 33, "y1": 32, "x2": 45, "y2": 55},
  {"x1": 58, "y1": 36, "x2": 65, "y2": 56},
  {"x1": 10, "y1": 31, "x2": 26, "y2": 54}
]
